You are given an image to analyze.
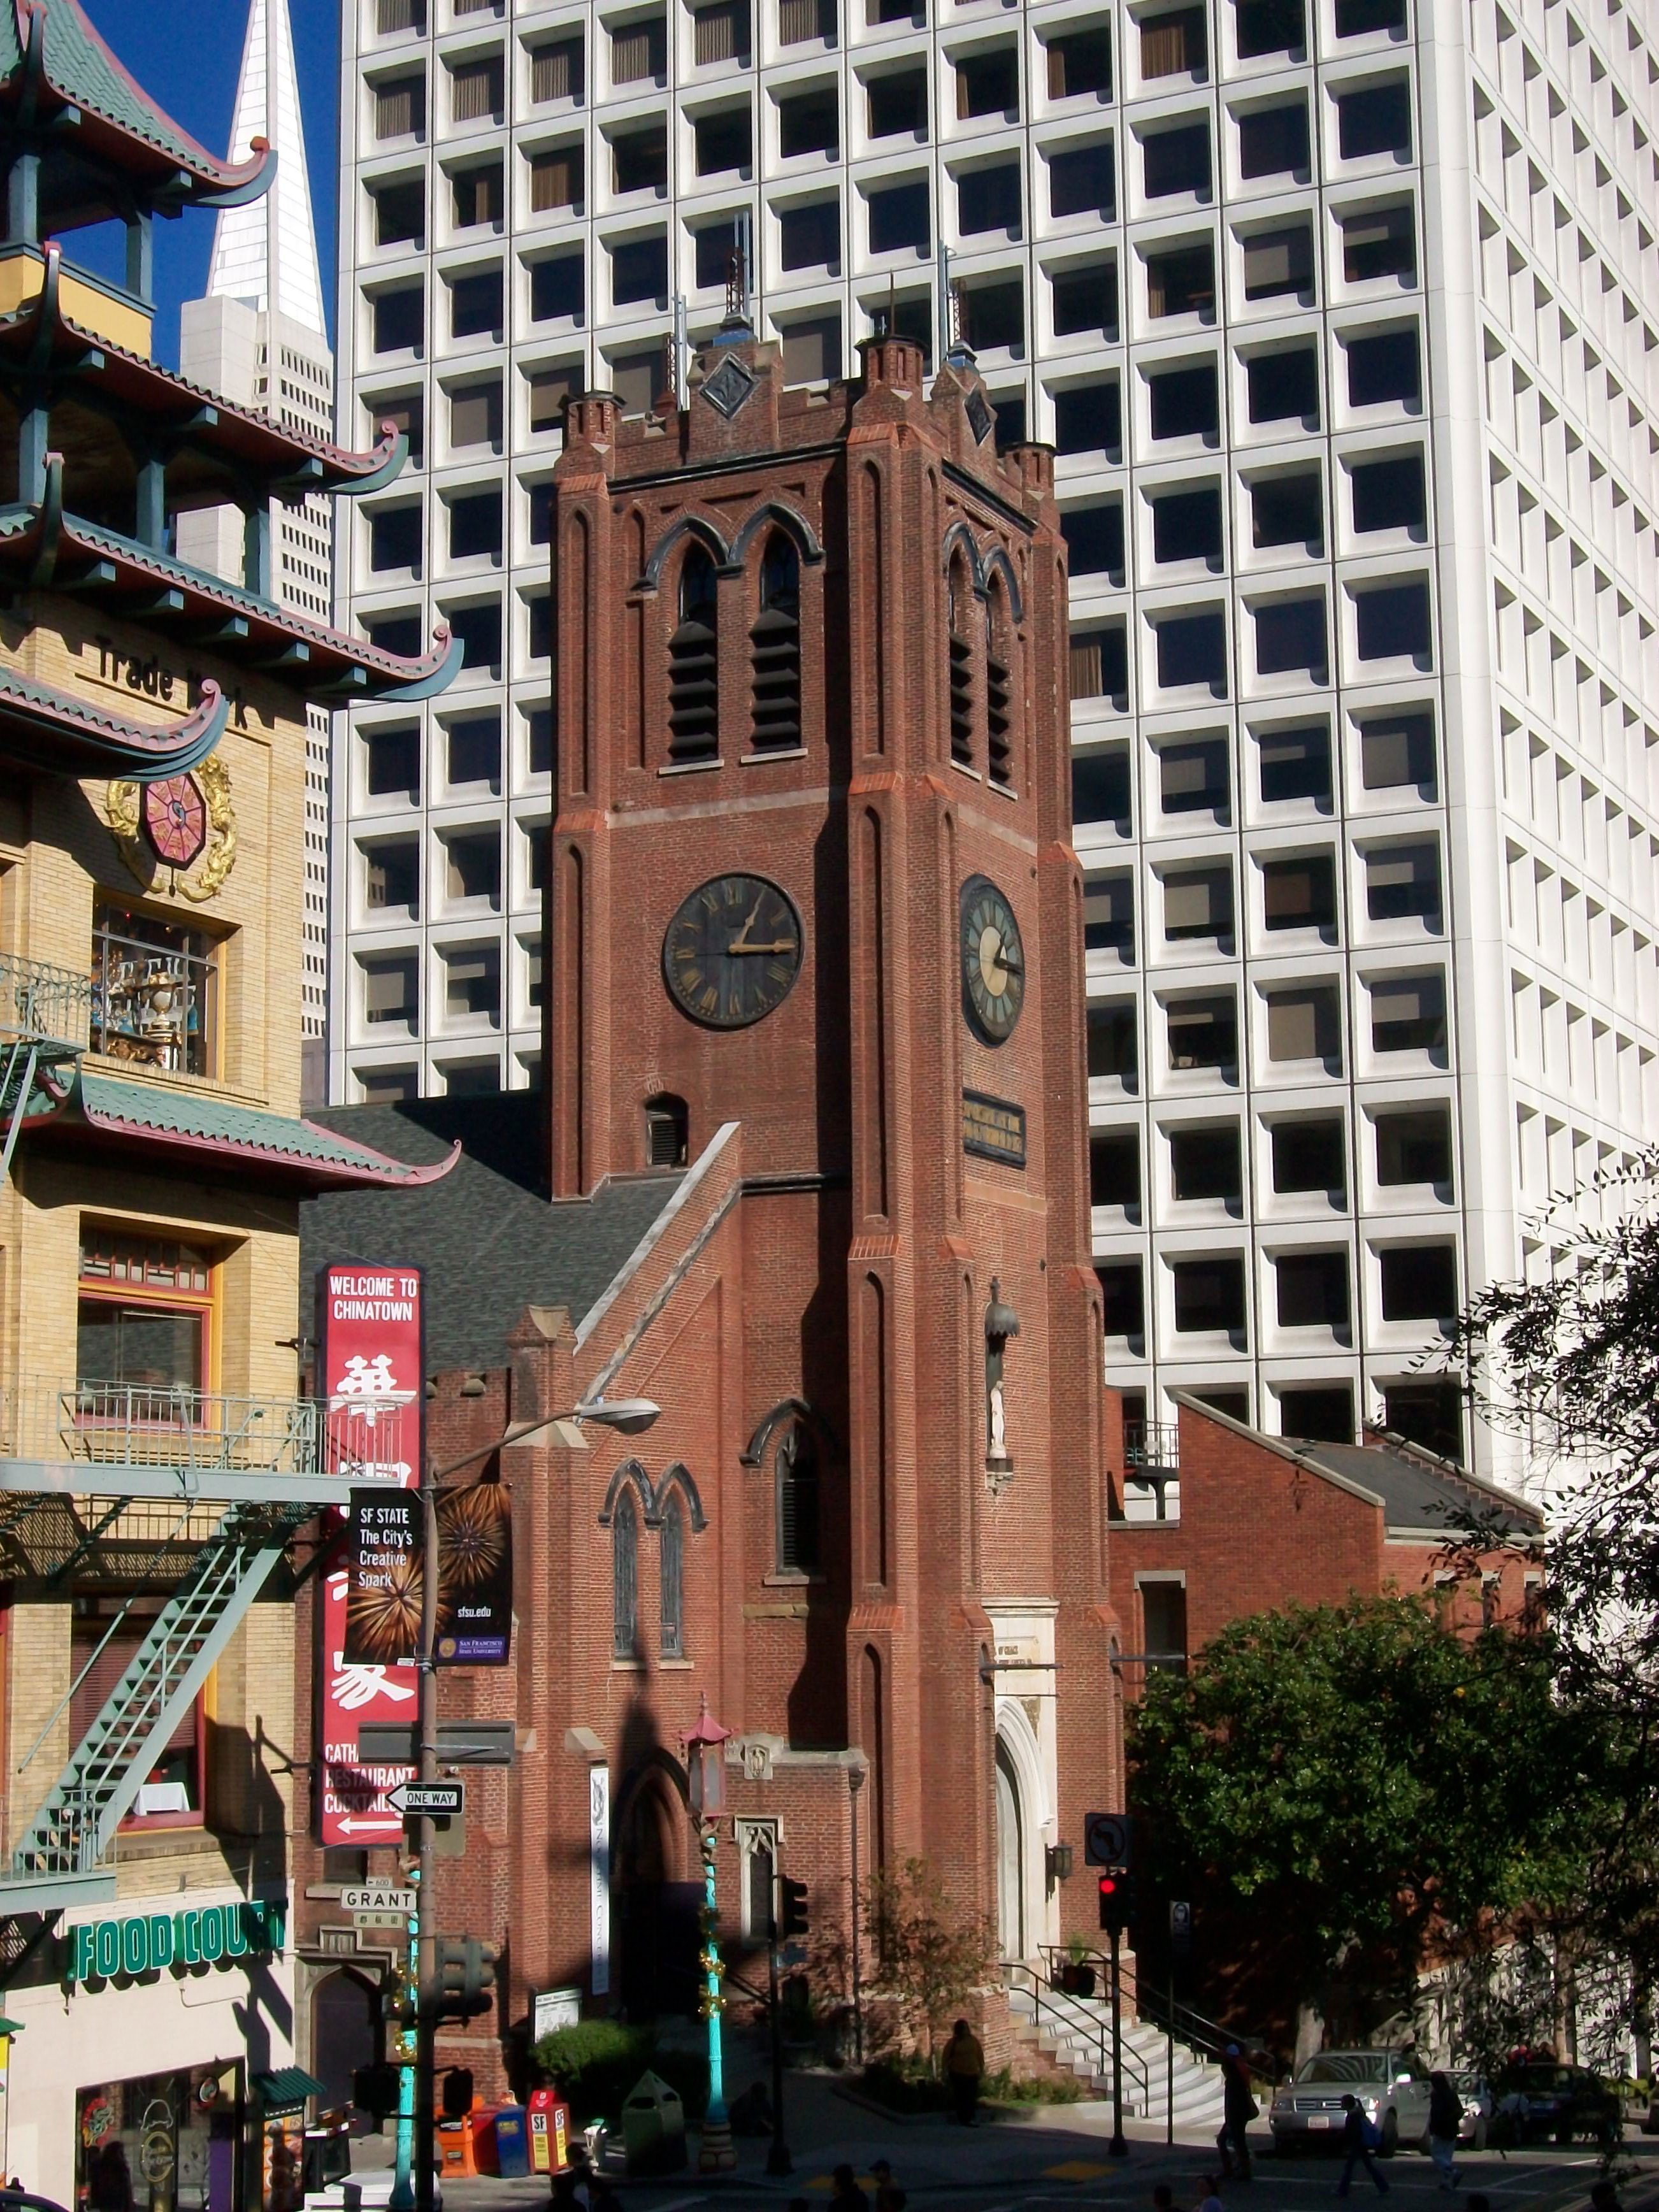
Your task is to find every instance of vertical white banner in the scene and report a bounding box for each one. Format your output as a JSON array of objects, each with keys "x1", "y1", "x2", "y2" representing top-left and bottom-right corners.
[{"x1": 589, "y1": 1764, "x2": 610, "y2": 1997}]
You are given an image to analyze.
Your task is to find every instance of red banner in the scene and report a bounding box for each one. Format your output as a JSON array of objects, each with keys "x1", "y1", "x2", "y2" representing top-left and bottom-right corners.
[
  {"x1": 319, "y1": 1560, "x2": 417, "y2": 1846},
  {"x1": 315, "y1": 1264, "x2": 424, "y2": 1845}
]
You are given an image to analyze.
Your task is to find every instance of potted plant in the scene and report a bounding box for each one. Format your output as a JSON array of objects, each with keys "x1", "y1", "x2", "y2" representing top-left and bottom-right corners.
[{"x1": 1059, "y1": 1936, "x2": 1096, "y2": 1999}]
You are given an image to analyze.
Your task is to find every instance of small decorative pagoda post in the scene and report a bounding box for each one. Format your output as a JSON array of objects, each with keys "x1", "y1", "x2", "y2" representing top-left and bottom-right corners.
[{"x1": 684, "y1": 1695, "x2": 736, "y2": 2173}]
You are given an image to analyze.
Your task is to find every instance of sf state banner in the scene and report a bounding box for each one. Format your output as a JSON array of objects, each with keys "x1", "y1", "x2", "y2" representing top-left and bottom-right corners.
[
  {"x1": 315, "y1": 1263, "x2": 424, "y2": 1844},
  {"x1": 344, "y1": 1483, "x2": 514, "y2": 1668}
]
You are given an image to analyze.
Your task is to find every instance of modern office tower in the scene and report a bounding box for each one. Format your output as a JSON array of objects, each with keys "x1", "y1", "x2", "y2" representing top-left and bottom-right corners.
[
  {"x1": 332, "y1": 0, "x2": 1659, "y2": 1471},
  {"x1": 179, "y1": 0, "x2": 337, "y2": 1081}
]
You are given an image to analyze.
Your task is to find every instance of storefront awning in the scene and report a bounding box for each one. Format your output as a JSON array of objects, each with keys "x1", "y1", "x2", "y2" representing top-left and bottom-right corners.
[{"x1": 253, "y1": 2068, "x2": 327, "y2": 2114}]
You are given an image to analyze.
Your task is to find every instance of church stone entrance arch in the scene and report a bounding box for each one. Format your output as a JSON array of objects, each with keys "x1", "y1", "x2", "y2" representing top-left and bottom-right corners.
[{"x1": 612, "y1": 1761, "x2": 702, "y2": 2020}]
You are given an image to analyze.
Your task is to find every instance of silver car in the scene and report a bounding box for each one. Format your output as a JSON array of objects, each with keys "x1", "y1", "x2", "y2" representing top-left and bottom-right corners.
[{"x1": 1270, "y1": 2049, "x2": 1435, "y2": 2157}]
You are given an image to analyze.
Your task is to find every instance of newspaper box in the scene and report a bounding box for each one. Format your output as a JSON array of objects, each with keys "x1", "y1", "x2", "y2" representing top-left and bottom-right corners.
[
  {"x1": 526, "y1": 2088, "x2": 570, "y2": 2176},
  {"x1": 620, "y1": 2071, "x2": 686, "y2": 2174},
  {"x1": 489, "y1": 2106, "x2": 529, "y2": 2180}
]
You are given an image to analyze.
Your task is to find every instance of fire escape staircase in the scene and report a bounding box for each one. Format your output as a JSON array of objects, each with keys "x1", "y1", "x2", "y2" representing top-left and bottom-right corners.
[{"x1": 4, "y1": 1494, "x2": 316, "y2": 1909}]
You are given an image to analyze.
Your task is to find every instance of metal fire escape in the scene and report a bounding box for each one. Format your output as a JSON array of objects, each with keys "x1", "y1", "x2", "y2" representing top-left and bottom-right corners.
[
  {"x1": 0, "y1": 1394, "x2": 407, "y2": 1912},
  {"x1": 0, "y1": 951, "x2": 90, "y2": 1188}
]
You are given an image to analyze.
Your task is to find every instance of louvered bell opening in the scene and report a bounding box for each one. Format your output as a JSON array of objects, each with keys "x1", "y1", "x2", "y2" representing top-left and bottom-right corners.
[
  {"x1": 949, "y1": 633, "x2": 975, "y2": 765},
  {"x1": 986, "y1": 651, "x2": 1012, "y2": 786},
  {"x1": 645, "y1": 1100, "x2": 687, "y2": 1166},
  {"x1": 667, "y1": 617, "x2": 719, "y2": 760},
  {"x1": 750, "y1": 605, "x2": 801, "y2": 750}
]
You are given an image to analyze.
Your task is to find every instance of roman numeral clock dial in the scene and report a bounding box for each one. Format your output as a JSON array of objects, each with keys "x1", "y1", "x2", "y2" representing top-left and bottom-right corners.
[
  {"x1": 960, "y1": 874, "x2": 1026, "y2": 1044},
  {"x1": 663, "y1": 873, "x2": 804, "y2": 1028}
]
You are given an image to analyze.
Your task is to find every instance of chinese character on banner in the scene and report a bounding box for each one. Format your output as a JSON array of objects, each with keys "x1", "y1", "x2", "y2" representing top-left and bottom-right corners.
[
  {"x1": 314, "y1": 1263, "x2": 424, "y2": 1845},
  {"x1": 319, "y1": 1567, "x2": 415, "y2": 1847},
  {"x1": 317, "y1": 1264, "x2": 424, "y2": 1486}
]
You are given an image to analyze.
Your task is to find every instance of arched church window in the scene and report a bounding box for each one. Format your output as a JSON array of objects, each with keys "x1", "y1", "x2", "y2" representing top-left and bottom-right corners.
[
  {"x1": 613, "y1": 1487, "x2": 640, "y2": 1658},
  {"x1": 775, "y1": 1424, "x2": 821, "y2": 1575},
  {"x1": 750, "y1": 534, "x2": 801, "y2": 752},
  {"x1": 947, "y1": 551, "x2": 976, "y2": 769},
  {"x1": 667, "y1": 546, "x2": 719, "y2": 763},
  {"x1": 660, "y1": 1490, "x2": 686, "y2": 1658},
  {"x1": 644, "y1": 1092, "x2": 688, "y2": 1167}
]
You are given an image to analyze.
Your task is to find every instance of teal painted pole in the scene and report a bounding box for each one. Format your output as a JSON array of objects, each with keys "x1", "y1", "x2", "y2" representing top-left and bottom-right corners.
[
  {"x1": 390, "y1": 1870, "x2": 420, "y2": 2211},
  {"x1": 696, "y1": 1827, "x2": 736, "y2": 2171},
  {"x1": 701, "y1": 1830, "x2": 726, "y2": 2122}
]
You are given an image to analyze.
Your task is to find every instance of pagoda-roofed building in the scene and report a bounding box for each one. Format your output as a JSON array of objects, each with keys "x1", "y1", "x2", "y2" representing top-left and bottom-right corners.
[{"x1": 0, "y1": 3, "x2": 456, "y2": 2188}]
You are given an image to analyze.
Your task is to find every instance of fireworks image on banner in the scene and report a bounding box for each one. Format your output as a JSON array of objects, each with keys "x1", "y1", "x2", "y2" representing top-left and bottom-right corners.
[{"x1": 438, "y1": 1481, "x2": 509, "y2": 1588}]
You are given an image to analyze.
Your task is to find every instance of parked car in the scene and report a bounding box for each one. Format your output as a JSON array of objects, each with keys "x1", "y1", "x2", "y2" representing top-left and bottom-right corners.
[
  {"x1": 1270, "y1": 2049, "x2": 1434, "y2": 2157},
  {"x1": 1448, "y1": 2069, "x2": 1494, "y2": 2150},
  {"x1": 1495, "y1": 2062, "x2": 1622, "y2": 2147}
]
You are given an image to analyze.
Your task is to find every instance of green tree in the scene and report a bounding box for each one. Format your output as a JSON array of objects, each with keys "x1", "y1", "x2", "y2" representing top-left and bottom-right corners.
[
  {"x1": 865, "y1": 1854, "x2": 997, "y2": 2069},
  {"x1": 1128, "y1": 1596, "x2": 1598, "y2": 2046}
]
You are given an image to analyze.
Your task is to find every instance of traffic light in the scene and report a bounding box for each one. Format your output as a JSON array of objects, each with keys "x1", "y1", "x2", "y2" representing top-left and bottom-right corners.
[
  {"x1": 420, "y1": 1936, "x2": 498, "y2": 2022},
  {"x1": 779, "y1": 1877, "x2": 810, "y2": 1942},
  {"x1": 441, "y1": 2069, "x2": 475, "y2": 2121},
  {"x1": 352, "y1": 2064, "x2": 401, "y2": 2120},
  {"x1": 1097, "y1": 1872, "x2": 1134, "y2": 1936}
]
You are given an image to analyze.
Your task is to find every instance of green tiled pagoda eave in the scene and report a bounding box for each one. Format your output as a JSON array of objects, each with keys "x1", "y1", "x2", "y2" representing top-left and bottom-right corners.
[
  {"x1": 22, "y1": 1068, "x2": 461, "y2": 1191},
  {"x1": 0, "y1": 0, "x2": 273, "y2": 203}
]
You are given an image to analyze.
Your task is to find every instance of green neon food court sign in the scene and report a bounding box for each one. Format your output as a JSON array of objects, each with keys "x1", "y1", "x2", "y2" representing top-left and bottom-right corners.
[{"x1": 68, "y1": 1900, "x2": 286, "y2": 1985}]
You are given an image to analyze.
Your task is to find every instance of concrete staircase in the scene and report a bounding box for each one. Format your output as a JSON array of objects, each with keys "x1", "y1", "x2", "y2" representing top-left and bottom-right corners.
[{"x1": 1008, "y1": 1980, "x2": 1228, "y2": 2126}]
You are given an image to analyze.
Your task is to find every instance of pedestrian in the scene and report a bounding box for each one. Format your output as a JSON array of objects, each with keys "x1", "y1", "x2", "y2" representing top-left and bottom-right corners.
[
  {"x1": 944, "y1": 2017, "x2": 986, "y2": 2128},
  {"x1": 1198, "y1": 2173, "x2": 1225, "y2": 2212},
  {"x1": 872, "y1": 2159, "x2": 901, "y2": 2212},
  {"x1": 1589, "y1": 2185, "x2": 1621, "y2": 2212},
  {"x1": 1153, "y1": 2187, "x2": 1178, "y2": 2212},
  {"x1": 831, "y1": 2164, "x2": 870, "y2": 2212},
  {"x1": 1427, "y1": 2071, "x2": 1463, "y2": 2192},
  {"x1": 1337, "y1": 2093, "x2": 1388, "y2": 2198},
  {"x1": 1217, "y1": 2044, "x2": 1258, "y2": 2181}
]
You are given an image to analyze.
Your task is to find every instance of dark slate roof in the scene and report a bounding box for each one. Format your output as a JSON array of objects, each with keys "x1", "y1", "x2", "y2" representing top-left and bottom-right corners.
[
  {"x1": 300, "y1": 1093, "x2": 682, "y2": 1375},
  {"x1": 1293, "y1": 1440, "x2": 1545, "y2": 1539}
]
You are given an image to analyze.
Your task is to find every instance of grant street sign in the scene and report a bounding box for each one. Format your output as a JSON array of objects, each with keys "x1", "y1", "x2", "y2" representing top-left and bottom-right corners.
[{"x1": 340, "y1": 1886, "x2": 415, "y2": 1917}]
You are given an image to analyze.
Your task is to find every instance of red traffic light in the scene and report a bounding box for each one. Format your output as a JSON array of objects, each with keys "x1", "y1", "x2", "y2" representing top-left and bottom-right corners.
[{"x1": 1098, "y1": 1875, "x2": 1119, "y2": 1896}]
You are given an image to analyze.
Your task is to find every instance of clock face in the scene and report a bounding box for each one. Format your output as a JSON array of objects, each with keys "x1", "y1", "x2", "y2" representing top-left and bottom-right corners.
[
  {"x1": 143, "y1": 775, "x2": 208, "y2": 867},
  {"x1": 663, "y1": 873, "x2": 804, "y2": 1030},
  {"x1": 961, "y1": 874, "x2": 1025, "y2": 1045}
]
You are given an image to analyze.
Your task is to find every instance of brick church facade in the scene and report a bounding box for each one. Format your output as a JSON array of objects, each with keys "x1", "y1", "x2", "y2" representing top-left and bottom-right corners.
[{"x1": 297, "y1": 327, "x2": 1124, "y2": 2088}]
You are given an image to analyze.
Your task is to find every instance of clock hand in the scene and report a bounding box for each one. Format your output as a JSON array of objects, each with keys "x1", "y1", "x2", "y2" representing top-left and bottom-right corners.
[
  {"x1": 727, "y1": 940, "x2": 798, "y2": 955},
  {"x1": 729, "y1": 896, "x2": 764, "y2": 952}
]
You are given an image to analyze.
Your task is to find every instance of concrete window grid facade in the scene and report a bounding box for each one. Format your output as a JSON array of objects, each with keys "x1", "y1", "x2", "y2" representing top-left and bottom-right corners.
[{"x1": 331, "y1": 0, "x2": 1659, "y2": 1473}]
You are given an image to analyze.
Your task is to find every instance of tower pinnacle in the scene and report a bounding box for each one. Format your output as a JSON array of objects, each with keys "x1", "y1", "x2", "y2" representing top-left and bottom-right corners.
[{"x1": 205, "y1": 0, "x2": 326, "y2": 338}]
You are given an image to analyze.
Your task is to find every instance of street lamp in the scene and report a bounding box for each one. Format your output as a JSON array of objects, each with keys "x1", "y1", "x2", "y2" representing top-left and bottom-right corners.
[
  {"x1": 683, "y1": 1696, "x2": 737, "y2": 2174},
  {"x1": 391, "y1": 1393, "x2": 661, "y2": 2212}
]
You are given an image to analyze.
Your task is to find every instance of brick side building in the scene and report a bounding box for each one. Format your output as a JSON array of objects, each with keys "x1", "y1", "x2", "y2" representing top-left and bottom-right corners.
[
  {"x1": 1109, "y1": 1389, "x2": 1546, "y2": 1686},
  {"x1": 298, "y1": 329, "x2": 1124, "y2": 2094}
]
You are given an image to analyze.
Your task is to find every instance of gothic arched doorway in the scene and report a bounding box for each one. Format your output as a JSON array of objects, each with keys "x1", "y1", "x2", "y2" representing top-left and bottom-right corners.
[
  {"x1": 995, "y1": 1738, "x2": 1024, "y2": 1962},
  {"x1": 612, "y1": 1764, "x2": 702, "y2": 2020},
  {"x1": 311, "y1": 1968, "x2": 379, "y2": 2116}
]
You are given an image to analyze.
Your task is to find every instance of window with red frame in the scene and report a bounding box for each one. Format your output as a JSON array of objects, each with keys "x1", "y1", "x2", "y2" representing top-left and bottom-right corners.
[
  {"x1": 76, "y1": 1231, "x2": 215, "y2": 1398},
  {"x1": 71, "y1": 1602, "x2": 208, "y2": 1828}
]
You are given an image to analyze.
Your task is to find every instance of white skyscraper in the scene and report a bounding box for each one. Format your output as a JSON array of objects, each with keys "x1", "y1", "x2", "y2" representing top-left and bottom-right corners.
[
  {"x1": 180, "y1": 0, "x2": 336, "y2": 1080},
  {"x1": 330, "y1": 0, "x2": 1658, "y2": 1474}
]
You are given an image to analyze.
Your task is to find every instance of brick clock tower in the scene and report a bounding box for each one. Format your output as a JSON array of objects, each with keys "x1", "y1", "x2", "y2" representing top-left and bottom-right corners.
[{"x1": 542, "y1": 324, "x2": 1122, "y2": 2018}]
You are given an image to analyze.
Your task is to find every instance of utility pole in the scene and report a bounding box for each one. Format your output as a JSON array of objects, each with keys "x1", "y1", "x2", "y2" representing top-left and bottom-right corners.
[
  {"x1": 847, "y1": 1763, "x2": 865, "y2": 2067},
  {"x1": 1108, "y1": 1924, "x2": 1127, "y2": 2159},
  {"x1": 765, "y1": 1886, "x2": 791, "y2": 2177},
  {"x1": 413, "y1": 1446, "x2": 440, "y2": 2212}
]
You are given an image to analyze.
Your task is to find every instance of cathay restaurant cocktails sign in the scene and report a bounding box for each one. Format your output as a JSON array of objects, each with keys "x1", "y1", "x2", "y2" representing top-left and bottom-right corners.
[{"x1": 68, "y1": 1899, "x2": 285, "y2": 1985}]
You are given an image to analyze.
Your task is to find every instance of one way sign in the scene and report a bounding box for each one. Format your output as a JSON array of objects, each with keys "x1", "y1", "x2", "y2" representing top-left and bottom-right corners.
[{"x1": 387, "y1": 1781, "x2": 464, "y2": 1817}]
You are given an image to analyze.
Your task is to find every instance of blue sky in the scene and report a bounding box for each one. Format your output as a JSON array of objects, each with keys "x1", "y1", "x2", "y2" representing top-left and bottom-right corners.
[{"x1": 82, "y1": 0, "x2": 339, "y2": 368}]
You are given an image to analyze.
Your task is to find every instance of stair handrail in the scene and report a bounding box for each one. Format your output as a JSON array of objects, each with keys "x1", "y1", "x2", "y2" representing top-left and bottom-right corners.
[
  {"x1": 1005, "y1": 1958, "x2": 1150, "y2": 2115},
  {"x1": 1135, "y1": 1982, "x2": 1277, "y2": 2071}
]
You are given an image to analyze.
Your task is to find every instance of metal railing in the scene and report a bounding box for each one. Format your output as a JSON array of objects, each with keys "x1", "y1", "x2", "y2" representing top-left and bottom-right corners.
[
  {"x1": 1006, "y1": 1957, "x2": 1151, "y2": 2114},
  {"x1": 1135, "y1": 1983, "x2": 1277, "y2": 2071},
  {"x1": 0, "y1": 1379, "x2": 417, "y2": 1483},
  {"x1": 1126, "y1": 1421, "x2": 1180, "y2": 1470},
  {"x1": 0, "y1": 952, "x2": 93, "y2": 1054}
]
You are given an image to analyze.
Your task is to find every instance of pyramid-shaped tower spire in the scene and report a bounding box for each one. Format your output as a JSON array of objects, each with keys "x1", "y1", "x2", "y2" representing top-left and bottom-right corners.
[{"x1": 205, "y1": 0, "x2": 326, "y2": 337}]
